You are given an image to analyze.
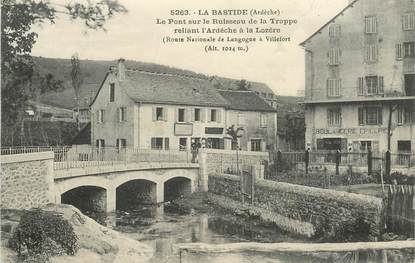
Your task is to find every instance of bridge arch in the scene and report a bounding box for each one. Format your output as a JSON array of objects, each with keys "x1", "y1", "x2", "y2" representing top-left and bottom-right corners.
[
  {"x1": 164, "y1": 176, "x2": 192, "y2": 201},
  {"x1": 116, "y1": 179, "x2": 158, "y2": 211}
]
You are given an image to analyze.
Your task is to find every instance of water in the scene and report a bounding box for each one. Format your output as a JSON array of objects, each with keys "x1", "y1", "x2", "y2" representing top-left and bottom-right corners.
[{"x1": 85, "y1": 204, "x2": 317, "y2": 263}]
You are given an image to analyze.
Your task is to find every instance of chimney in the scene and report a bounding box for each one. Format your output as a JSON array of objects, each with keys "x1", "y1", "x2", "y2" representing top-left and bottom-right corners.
[{"x1": 117, "y1": 58, "x2": 126, "y2": 81}]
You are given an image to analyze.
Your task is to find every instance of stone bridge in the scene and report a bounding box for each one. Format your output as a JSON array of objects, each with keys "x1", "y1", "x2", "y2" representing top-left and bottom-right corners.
[
  {"x1": 1, "y1": 152, "x2": 206, "y2": 213},
  {"x1": 54, "y1": 162, "x2": 201, "y2": 212}
]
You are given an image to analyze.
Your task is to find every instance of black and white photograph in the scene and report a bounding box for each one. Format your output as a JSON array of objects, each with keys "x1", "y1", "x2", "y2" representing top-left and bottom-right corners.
[{"x1": 1, "y1": 0, "x2": 414, "y2": 262}]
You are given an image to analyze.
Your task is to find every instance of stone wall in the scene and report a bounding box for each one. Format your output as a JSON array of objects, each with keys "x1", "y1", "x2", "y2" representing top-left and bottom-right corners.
[
  {"x1": 209, "y1": 173, "x2": 384, "y2": 241},
  {"x1": 1, "y1": 152, "x2": 55, "y2": 209},
  {"x1": 202, "y1": 148, "x2": 269, "y2": 175}
]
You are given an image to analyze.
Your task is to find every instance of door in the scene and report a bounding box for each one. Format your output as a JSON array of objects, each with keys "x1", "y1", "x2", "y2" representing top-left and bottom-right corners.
[{"x1": 404, "y1": 74, "x2": 415, "y2": 96}]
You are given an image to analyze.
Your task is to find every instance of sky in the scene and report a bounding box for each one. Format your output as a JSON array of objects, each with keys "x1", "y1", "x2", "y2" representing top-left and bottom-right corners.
[{"x1": 31, "y1": 0, "x2": 349, "y2": 96}]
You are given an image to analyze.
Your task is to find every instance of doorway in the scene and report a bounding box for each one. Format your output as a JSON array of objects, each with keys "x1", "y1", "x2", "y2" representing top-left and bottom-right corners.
[{"x1": 404, "y1": 74, "x2": 415, "y2": 96}]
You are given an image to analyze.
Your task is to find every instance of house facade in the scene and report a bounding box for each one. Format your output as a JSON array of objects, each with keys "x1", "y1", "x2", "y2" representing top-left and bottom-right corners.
[
  {"x1": 90, "y1": 59, "x2": 277, "y2": 151},
  {"x1": 301, "y1": 0, "x2": 415, "y2": 153}
]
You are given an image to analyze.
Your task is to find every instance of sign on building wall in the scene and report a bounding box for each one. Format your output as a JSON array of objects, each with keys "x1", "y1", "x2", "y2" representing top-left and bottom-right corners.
[
  {"x1": 313, "y1": 127, "x2": 388, "y2": 135},
  {"x1": 175, "y1": 123, "x2": 193, "y2": 136},
  {"x1": 205, "y1": 127, "x2": 224, "y2": 135}
]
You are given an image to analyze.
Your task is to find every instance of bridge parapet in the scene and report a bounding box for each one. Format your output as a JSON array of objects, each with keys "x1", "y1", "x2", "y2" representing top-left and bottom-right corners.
[{"x1": 54, "y1": 162, "x2": 199, "y2": 179}]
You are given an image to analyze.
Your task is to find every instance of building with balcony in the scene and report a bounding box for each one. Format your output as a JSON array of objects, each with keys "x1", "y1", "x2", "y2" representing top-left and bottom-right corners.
[
  {"x1": 90, "y1": 59, "x2": 277, "y2": 151},
  {"x1": 301, "y1": 0, "x2": 415, "y2": 153}
]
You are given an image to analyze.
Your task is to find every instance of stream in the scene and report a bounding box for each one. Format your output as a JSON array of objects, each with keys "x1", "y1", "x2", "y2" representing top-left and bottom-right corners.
[{"x1": 85, "y1": 203, "x2": 318, "y2": 263}]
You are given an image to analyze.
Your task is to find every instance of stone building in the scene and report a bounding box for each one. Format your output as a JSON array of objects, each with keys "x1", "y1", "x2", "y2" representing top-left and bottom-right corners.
[
  {"x1": 90, "y1": 59, "x2": 277, "y2": 151},
  {"x1": 301, "y1": 0, "x2": 415, "y2": 153}
]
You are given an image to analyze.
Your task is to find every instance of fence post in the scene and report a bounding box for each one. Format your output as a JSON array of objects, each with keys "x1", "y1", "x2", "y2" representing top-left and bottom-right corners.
[
  {"x1": 385, "y1": 150, "x2": 391, "y2": 178},
  {"x1": 305, "y1": 149, "x2": 309, "y2": 175},
  {"x1": 277, "y1": 150, "x2": 282, "y2": 174},
  {"x1": 367, "y1": 149, "x2": 372, "y2": 175},
  {"x1": 335, "y1": 150, "x2": 341, "y2": 176}
]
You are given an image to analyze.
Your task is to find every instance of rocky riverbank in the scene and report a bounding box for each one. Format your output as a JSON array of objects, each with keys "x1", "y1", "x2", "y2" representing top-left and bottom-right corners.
[{"x1": 1, "y1": 204, "x2": 153, "y2": 263}]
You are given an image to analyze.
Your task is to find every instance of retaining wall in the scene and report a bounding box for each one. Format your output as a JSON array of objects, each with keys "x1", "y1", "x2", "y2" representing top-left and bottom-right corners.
[
  {"x1": 202, "y1": 149, "x2": 269, "y2": 175},
  {"x1": 1, "y1": 152, "x2": 55, "y2": 209},
  {"x1": 209, "y1": 173, "x2": 384, "y2": 241}
]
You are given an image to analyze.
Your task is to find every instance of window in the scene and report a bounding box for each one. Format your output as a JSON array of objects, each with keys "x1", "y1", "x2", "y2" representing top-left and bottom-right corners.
[
  {"x1": 359, "y1": 76, "x2": 384, "y2": 95},
  {"x1": 118, "y1": 107, "x2": 126, "y2": 122},
  {"x1": 329, "y1": 24, "x2": 341, "y2": 37},
  {"x1": 260, "y1": 113, "x2": 267, "y2": 128},
  {"x1": 178, "y1": 108, "x2": 185, "y2": 122},
  {"x1": 151, "y1": 137, "x2": 163, "y2": 149},
  {"x1": 404, "y1": 42, "x2": 415, "y2": 57},
  {"x1": 109, "y1": 83, "x2": 115, "y2": 102},
  {"x1": 237, "y1": 113, "x2": 245, "y2": 126},
  {"x1": 96, "y1": 139, "x2": 105, "y2": 148},
  {"x1": 327, "y1": 79, "x2": 341, "y2": 97},
  {"x1": 179, "y1": 138, "x2": 187, "y2": 150},
  {"x1": 360, "y1": 141, "x2": 372, "y2": 151},
  {"x1": 358, "y1": 107, "x2": 382, "y2": 125},
  {"x1": 365, "y1": 45, "x2": 378, "y2": 62},
  {"x1": 116, "y1": 139, "x2": 126, "y2": 150},
  {"x1": 97, "y1": 109, "x2": 105, "y2": 123},
  {"x1": 327, "y1": 108, "x2": 342, "y2": 127},
  {"x1": 402, "y1": 13, "x2": 415, "y2": 30},
  {"x1": 210, "y1": 109, "x2": 217, "y2": 122},
  {"x1": 398, "y1": 107, "x2": 415, "y2": 124},
  {"x1": 154, "y1": 107, "x2": 167, "y2": 121},
  {"x1": 251, "y1": 139, "x2": 262, "y2": 152},
  {"x1": 206, "y1": 138, "x2": 224, "y2": 149},
  {"x1": 365, "y1": 16, "x2": 377, "y2": 34},
  {"x1": 328, "y1": 48, "x2": 341, "y2": 65},
  {"x1": 396, "y1": 43, "x2": 403, "y2": 60},
  {"x1": 194, "y1": 108, "x2": 201, "y2": 121}
]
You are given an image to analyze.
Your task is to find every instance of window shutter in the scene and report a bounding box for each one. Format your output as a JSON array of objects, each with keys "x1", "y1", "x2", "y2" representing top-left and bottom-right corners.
[
  {"x1": 174, "y1": 108, "x2": 178, "y2": 122},
  {"x1": 219, "y1": 138, "x2": 225, "y2": 149},
  {"x1": 378, "y1": 76, "x2": 384, "y2": 94},
  {"x1": 358, "y1": 108, "x2": 365, "y2": 125},
  {"x1": 397, "y1": 108, "x2": 403, "y2": 124},
  {"x1": 96, "y1": 110, "x2": 100, "y2": 123},
  {"x1": 164, "y1": 108, "x2": 168, "y2": 121},
  {"x1": 151, "y1": 138, "x2": 156, "y2": 149},
  {"x1": 378, "y1": 108, "x2": 383, "y2": 124},
  {"x1": 152, "y1": 107, "x2": 156, "y2": 121},
  {"x1": 201, "y1": 109, "x2": 206, "y2": 122},
  {"x1": 358, "y1": 77, "x2": 365, "y2": 96},
  {"x1": 217, "y1": 110, "x2": 222, "y2": 123},
  {"x1": 190, "y1": 108, "x2": 194, "y2": 122},
  {"x1": 101, "y1": 110, "x2": 104, "y2": 123},
  {"x1": 207, "y1": 109, "x2": 212, "y2": 122},
  {"x1": 164, "y1": 138, "x2": 169, "y2": 150},
  {"x1": 117, "y1": 108, "x2": 121, "y2": 122}
]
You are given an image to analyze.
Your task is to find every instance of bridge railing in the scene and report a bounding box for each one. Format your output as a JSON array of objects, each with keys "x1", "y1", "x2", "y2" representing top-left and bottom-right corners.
[{"x1": 1, "y1": 146, "x2": 194, "y2": 169}]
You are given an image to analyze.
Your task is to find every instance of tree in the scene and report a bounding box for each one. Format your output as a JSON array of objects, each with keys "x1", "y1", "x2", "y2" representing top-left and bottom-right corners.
[
  {"x1": 225, "y1": 125, "x2": 244, "y2": 173},
  {"x1": 236, "y1": 79, "x2": 251, "y2": 91},
  {"x1": 71, "y1": 54, "x2": 83, "y2": 131},
  {"x1": 1, "y1": 0, "x2": 127, "y2": 142}
]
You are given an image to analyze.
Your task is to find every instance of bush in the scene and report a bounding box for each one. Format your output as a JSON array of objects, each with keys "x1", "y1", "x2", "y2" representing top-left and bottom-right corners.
[{"x1": 8, "y1": 209, "x2": 78, "y2": 262}]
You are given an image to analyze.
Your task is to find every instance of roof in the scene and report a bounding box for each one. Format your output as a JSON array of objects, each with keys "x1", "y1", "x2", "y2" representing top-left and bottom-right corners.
[
  {"x1": 217, "y1": 90, "x2": 277, "y2": 112},
  {"x1": 119, "y1": 70, "x2": 229, "y2": 107},
  {"x1": 300, "y1": 0, "x2": 359, "y2": 46}
]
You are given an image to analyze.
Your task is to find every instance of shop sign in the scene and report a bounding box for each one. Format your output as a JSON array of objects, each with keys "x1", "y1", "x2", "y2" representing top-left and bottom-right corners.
[
  {"x1": 175, "y1": 123, "x2": 193, "y2": 136},
  {"x1": 205, "y1": 127, "x2": 224, "y2": 134},
  {"x1": 313, "y1": 127, "x2": 388, "y2": 135}
]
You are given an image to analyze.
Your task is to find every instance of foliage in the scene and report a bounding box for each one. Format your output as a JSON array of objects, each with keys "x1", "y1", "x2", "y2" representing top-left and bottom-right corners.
[
  {"x1": 382, "y1": 171, "x2": 414, "y2": 185},
  {"x1": 1, "y1": 0, "x2": 127, "y2": 127},
  {"x1": 236, "y1": 79, "x2": 251, "y2": 90},
  {"x1": 1, "y1": 121, "x2": 82, "y2": 146},
  {"x1": 8, "y1": 209, "x2": 78, "y2": 262},
  {"x1": 225, "y1": 125, "x2": 244, "y2": 146}
]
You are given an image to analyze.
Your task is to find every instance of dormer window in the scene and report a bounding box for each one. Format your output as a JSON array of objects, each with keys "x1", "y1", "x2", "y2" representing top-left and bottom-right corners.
[{"x1": 109, "y1": 83, "x2": 115, "y2": 102}]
